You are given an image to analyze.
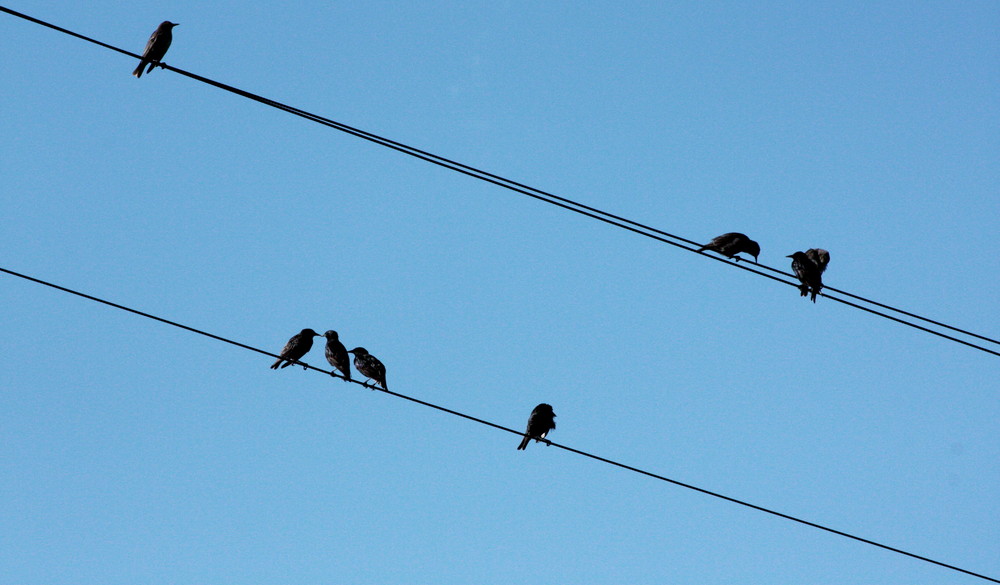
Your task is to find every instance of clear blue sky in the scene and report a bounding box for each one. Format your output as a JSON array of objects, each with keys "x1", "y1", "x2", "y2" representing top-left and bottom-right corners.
[{"x1": 2, "y1": 2, "x2": 998, "y2": 583}]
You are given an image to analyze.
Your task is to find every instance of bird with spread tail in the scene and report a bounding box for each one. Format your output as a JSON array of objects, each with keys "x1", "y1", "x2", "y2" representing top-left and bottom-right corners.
[
  {"x1": 698, "y1": 232, "x2": 760, "y2": 263},
  {"x1": 323, "y1": 330, "x2": 351, "y2": 381},
  {"x1": 349, "y1": 347, "x2": 387, "y2": 390},
  {"x1": 270, "y1": 328, "x2": 320, "y2": 369},
  {"x1": 517, "y1": 403, "x2": 557, "y2": 450},
  {"x1": 133, "y1": 21, "x2": 178, "y2": 78}
]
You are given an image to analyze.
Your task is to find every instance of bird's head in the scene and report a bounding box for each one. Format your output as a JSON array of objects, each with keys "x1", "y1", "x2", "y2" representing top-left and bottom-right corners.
[
  {"x1": 302, "y1": 328, "x2": 320, "y2": 337},
  {"x1": 746, "y1": 240, "x2": 761, "y2": 263},
  {"x1": 348, "y1": 347, "x2": 368, "y2": 356},
  {"x1": 323, "y1": 330, "x2": 339, "y2": 340},
  {"x1": 787, "y1": 251, "x2": 808, "y2": 261}
]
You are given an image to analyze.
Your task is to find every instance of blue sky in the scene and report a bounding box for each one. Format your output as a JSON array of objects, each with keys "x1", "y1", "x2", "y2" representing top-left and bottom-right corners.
[{"x1": 2, "y1": 2, "x2": 998, "y2": 583}]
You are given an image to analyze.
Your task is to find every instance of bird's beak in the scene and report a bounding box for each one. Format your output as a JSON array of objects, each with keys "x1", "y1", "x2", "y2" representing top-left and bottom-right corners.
[{"x1": 786, "y1": 254, "x2": 793, "y2": 258}]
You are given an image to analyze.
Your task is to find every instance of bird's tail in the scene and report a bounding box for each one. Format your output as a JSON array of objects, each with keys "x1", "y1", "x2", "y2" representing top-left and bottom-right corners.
[
  {"x1": 132, "y1": 61, "x2": 146, "y2": 78},
  {"x1": 517, "y1": 434, "x2": 530, "y2": 450},
  {"x1": 270, "y1": 359, "x2": 283, "y2": 369},
  {"x1": 810, "y1": 285, "x2": 821, "y2": 303}
]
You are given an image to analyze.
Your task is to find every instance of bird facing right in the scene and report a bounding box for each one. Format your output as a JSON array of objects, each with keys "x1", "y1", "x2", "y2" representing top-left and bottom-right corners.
[
  {"x1": 348, "y1": 347, "x2": 387, "y2": 390},
  {"x1": 133, "y1": 21, "x2": 178, "y2": 78},
  {"x1": 698, "y1": 232, "x2": 761, "y2": 263},
  {"x1": 270, "y1": 328, "x2": 320, "y2": 369},
  {"x1": 517, "y1": 403, "x2": 557, "y2": 450}
]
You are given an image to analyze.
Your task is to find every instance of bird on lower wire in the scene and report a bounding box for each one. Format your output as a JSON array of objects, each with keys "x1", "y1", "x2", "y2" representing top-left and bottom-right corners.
[
  {"x1": 517, "y1": 403, "x2": 557, "y2": 450},
  {"x1": 787, "y1": 251, "x2": 825, "y2": 302},
  {"x1": 698, "y1": 232, "x2": 761, "y2": 263},
  {"x1": 323, "y1": 330, "x2": 351, "y2": 381},
  {"x1": 270, "y1": 328, "x2": 320, "y2": 369},
  {"x1": 348, "y1": 347, "x2": 387, "y2": 390},
  {"x1": 133, "y1": 21, "x2": 178, "y2": 78}
]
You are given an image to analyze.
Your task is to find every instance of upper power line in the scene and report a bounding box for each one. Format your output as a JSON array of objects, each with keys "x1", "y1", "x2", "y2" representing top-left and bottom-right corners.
[
  {"x1": 1, "y1": 264, "x2": 996, "y2": 584},
  {"x1": 2, "y1": 5, "x2": 998, "y2": 358}
]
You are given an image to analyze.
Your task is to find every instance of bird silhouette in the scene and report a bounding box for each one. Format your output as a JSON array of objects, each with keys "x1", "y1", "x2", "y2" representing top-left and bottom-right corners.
[
  {"x1": 787, "y1": 251, "x2": 824, "y2": 302},
  {"x1": 806, "y1": 248, "x2": 830, "y2": 273},
  {"x1": 270, "y1": 328, "x2": 319, "y2": 369},
  {"x1": 348, "y1": 347, "x2": 387, "y2": 390},
  {"x1": 133, "y1": 21, "x2": 178, "y2": 78},
  {"x1": 323, "y1": 330, "x2": 351, "y2": 381},
  {"x1": 517, "y1": 403, "x2": 556, "y2": 450},
  {"x1": 698, "y1": 232, "x2": 760, "y2": 262}
]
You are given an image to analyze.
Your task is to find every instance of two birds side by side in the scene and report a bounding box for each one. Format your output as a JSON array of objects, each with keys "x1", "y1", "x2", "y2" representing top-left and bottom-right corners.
[
  {"x1": 698, "y1": 232, "x2": 830, "y2": 302},
  {"x1": 270, "y1": 328, "x2": 387, "y2": 390}
]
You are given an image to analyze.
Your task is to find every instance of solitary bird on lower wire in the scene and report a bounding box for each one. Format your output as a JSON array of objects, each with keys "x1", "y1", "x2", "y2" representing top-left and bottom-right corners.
[
  {"x1": 787, "y1": 251, "x2": 825, "y2": 302},
  {"x1": 270, "y1": 328, "x2": 320, "y2": 369},
  {"x1": 698, "y1": 232, "x2": 761, "y2": 263},
  {"x1": 133, "y1": 21, "x2": 178, "y2": 78},
  {"x1": 517, "y1": 403, "x2": 557, "y2": 450},
  {"x1": 349, "y1": 347, "x2": 387, "y2": 390},
  {"x1": 323, "y1": 330, "x2": 351, "y2": 381}
]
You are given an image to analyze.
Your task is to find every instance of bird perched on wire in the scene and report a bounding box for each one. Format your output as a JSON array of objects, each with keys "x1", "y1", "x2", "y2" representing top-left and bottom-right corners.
[
  {"x1": 349, "y1": 347, "x2": 387, "y2": 390},
  {"x1": 132, "y1": 21, "x2": 178, "y2": 78},
  {"x1": 270, "y1": 328, "x2": 320, "y2": 369},
  {"x1": 323, "y1": 330, "x2": 351, "y2": 381},
  {"x1": 517, "y1": 403, "x2": 557, "y2": 450},
  {"x1": 698, "y1": 232, "x2": 760, "y2": 263},
  {"x1": 787, "y1": 251, "x2": 826, "y2": 302}
]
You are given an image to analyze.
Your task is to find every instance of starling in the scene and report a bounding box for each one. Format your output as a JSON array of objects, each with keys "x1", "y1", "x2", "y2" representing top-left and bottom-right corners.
[
  {"x1": 517, "y1": 403, "x2": 557, "y2": 450},
  {"x1": 132, "y1": 21, "x2": 178, "y2": 78},
  {"x1": 270, "y1": 328, "x2": 320, "y2": 369},
  {"x1": 805, "y1": 248, "x2": 830, "y2": 273},
  {"x1": 323, "y1": 330, "x2": 351, "y2": 381},
  {"x1": 698, "y1": 232, "x2": 761, "y2": 262},
  {"x1": 348, "y1": 347, "x2": 387, "y2": 390},
  {"x1": 787, "y1": 251, "x2": 824, "y2": 302}
]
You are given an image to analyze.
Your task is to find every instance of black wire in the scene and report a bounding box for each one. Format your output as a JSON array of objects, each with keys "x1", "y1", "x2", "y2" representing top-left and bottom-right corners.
[
  {"x1": 2, "y1": 5, "x2": 998, "y2": 357},
  {"x1": 1, "y1": 264, "x2": 996, "y2": 583}
]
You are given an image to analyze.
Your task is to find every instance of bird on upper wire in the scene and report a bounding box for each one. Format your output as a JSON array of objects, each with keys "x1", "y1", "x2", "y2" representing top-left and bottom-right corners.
[
  {"x1": 270, "y1": 328, "x2": 320, "y2": 369},
  {"x1": 787, "y1": 250, "x2": 828, "y2": 302},
  {"x1": 323, "y1": 330, "x2": 351, "y2": 381},
  {"x1": 517, "y1": 403, "x2": 557, "y2": 450},
  {"x1": 349, "y1": 347, "x2": 387, "y2": 390},
  {"x1": 133, "y1": 21, "x2": 178, "y2": 78},
  {"x1": 698, "y1": 232, "x2": 760, "y2": 263}
]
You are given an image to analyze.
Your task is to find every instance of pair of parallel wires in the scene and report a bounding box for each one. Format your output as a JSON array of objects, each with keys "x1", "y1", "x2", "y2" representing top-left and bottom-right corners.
[{"x1": 2, "y1": 6, "x2": 997, "y2": 583}]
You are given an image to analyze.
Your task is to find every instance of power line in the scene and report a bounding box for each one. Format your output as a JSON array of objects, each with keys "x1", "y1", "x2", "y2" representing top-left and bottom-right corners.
[
  {"x1": 1, "y1": 264, "x2": 996, "y2": 583},
  {"x1": 3, "y1": 5, "x2": 998, "y2": 358}
]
